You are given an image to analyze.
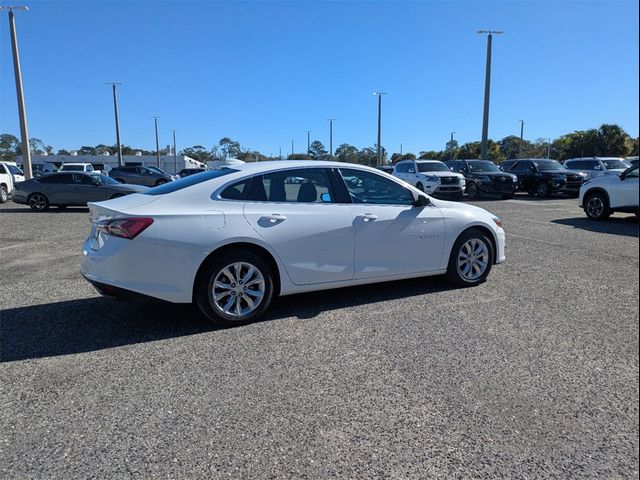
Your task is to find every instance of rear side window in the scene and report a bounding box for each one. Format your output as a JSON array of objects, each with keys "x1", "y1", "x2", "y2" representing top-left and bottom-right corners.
[
  {"x1": 144, "y1": 169, "x2": 238, "y2": 195},
  {"x1": 38, "y1": 174, "x2": 73, "y2": 184},
  {"x1": 246, "y1": 168, "x2": 334, "y2": 203},
  {"x1": 220, "y1": 179, "x2": 251, "y2": 200}
]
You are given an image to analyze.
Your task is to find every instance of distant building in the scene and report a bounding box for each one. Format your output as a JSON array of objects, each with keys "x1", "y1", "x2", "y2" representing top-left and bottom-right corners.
[{"x1": 17, "y1": 154, "x2": 205, "y2": 175}]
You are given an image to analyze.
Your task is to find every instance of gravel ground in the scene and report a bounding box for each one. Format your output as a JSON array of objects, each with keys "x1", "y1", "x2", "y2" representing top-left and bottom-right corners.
[{"x1": 1, "y1": 196, "x2": 638, "y2": 479}]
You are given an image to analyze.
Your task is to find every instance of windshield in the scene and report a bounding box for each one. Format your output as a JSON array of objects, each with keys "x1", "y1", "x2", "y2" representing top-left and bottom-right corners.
[
  {"x1": 417, "y1": 162, "x2": 450, "y2": 173},
  {"x1": 92, "y1": 174, "x2": 120, "y2": 185},
  {"x1": 147, "y1": 166, "x2": 165, "y2": 174},
  {"x1": 603, "y1": 159, "x2": 630, "y2": 170},
  {"x1": 143, "y1": 169, "x2": 238, "y2": 195},
  {"x1": 468, "y1": 161, "x2": 500, "y2": 173},
  {"x1": 533, "y1": 160, "x2": 565, "y2": 171},
  {"x1": 6, "y1": 164, "x2": 23, "y2": 175}
]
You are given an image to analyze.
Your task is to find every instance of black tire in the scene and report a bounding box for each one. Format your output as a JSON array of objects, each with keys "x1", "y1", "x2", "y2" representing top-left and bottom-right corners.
[
  {"x1": 536, "y1": 181, "x2": 552, "y2": 198},
  {"x1": 0, "y1": 185, "x2": 8, "y2": 204},
  {"x1": 195, "y1": 249, "x2": 275, "y2": 327},
  {"x1": 584, "y1": 191, "x2": 611, "y2": 220},
  {"x1": 501, "y1": 193, "x2": 514, "y2": 200},
  {"x1": 415, "y1": 183, "x2": 424, "y2": 192},
  {"x1": 155, "y1": 179, "x2": 169, "y2": 186},
  {"x1": 466, "y1": 182, "x2": 479, "y2": 199},
  {"x1": 446, "y1": 229, "x2": 494, "y2": 287},
  {"x1": 27, "y1": 193, "x2": 49, "y2": 212}
]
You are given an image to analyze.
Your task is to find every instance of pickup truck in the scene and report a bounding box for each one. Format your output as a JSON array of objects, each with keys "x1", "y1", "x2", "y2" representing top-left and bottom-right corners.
[{"x1": 0, "y1": 161, "x2": 25, "y2": 203}]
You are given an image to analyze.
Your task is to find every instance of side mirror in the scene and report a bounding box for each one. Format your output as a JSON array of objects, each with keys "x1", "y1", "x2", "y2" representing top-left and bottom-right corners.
[
  {"x1": 594, "y1": 165, "x2": 602, "y2": 170},
  {"x1": 619, "y1": 172, "x2": 627, "y2": 180},
  {"x1": 413, "y1": 193, "x2": 431, "y2": 207}
]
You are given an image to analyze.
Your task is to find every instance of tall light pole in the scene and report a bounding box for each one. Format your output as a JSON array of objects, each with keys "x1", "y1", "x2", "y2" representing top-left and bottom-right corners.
[
  {"x1": 305, "y1": 130, "x2": 311, "y2": 156},
  {"x1": 327, "y1": 119, "x2": 335, "y2": 159},
  {"x1": 278, "y1": 146, "x2": 282, "y2": 160},
  {"x1": 152, "y1": 117, "x2": 160, "y2": 167},
  {"x1": 373, "y1": 92, "x2": 387, "y2": 166},
  {"x1": 478, "y1": 30, "x2": 503, "y2": 160},
  {"x1": 105, "y1": 82, "x2": 123, "y2": 167},
  {"x1": 518, "y1": 119, "x2": 524, "y2": 158},
  {"x1": 170, "y1": 129, "x2": 177, "y2": 173},
  {"x1": 450, "y1": 131, "x2": 455, "y2": 143},
  {"x1": 400, "y1": 143, "x2": 403, "y2": 157},
  {"x1": 545, "y1": 138, "x2": 552, "y2": 159},
  {"x1": 291, "y1": 139, "x2": 294, "y2": 157},
  {"x1": 2, "y1": 6, "x2": 32, "y2": 179}
]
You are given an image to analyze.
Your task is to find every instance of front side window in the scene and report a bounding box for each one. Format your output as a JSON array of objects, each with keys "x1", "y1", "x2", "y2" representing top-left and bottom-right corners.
[
  {"x1": 246, "y1": 168, "x2": 333, "y2": 203},
  {"x1": 339, "y1": 168, "x2": 414, "y2": 205},
  {"x1": 625, "y1": 166, "x2": 639, "y2": 178},
  {"x1": 0, "y1": 164, "x2": 6, "y2": 174},
  {"x1": 467, "y1": 161, "x2": 501, "y2": 173},
  {"x1": 395, "y1": 163, "x2": 407, "y2": 173},
  {"x1": 73, "y1": 174, "x2": 94, "y2": 185},
  {"x1": 603, "y1": 159, "x2": 630, "y2": 170},
  {"x1": 533, "y1": 160, "x2": 564, "y2": 171}
]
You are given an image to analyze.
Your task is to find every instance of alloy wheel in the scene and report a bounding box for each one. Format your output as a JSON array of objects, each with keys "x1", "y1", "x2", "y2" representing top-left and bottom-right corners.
[
  {"x1": 456, "y1": 238, "x2": 490, "y2": 281},
  {"x1": 29, "y1": 194, "x2": 48, "y2": 211},
  {"x1": 586, "y1": 196, "x2": 605, "y2": 219},
  {"x1": 211, "y1": 262, "x2": 265, "y2": 318}
]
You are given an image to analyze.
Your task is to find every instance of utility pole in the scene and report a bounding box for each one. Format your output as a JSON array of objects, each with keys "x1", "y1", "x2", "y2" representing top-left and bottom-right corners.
[
  {"x1": 450, "y1": 131, "x2": 455, "y2": 143},
  {"x1": 400, "y1": 143, "x2": 403, "y2": 157},
  {"x1": 478, "y1": 30, "x2": 503, "y2": 160},
  {"x1": 278, "y1": 146, "x2": 282, "y2": 160},
  {"x1": 170, "y1": 129, "x2": 177, "y2": 173},
  {"x1": 2, "y1": 6, "x2": 32, "y2": 179},
  {"x1": 291, "y1": 139, "x2": 294, "y2": 157},
  {"x1": 546, "y1": 138, "x2": 552, "y2": 159},
  {"x1": 373, "y1": 92, "x2": 387, "y2": 166},
  {"x1": 327, "y1": 119, "x2": 335, "y2": 159},
  {"x1": 518, "y1": 119, "x2": 524, "y2": 158},
  {"x1": 305, "y1": 130, "x2": 311, "y2": 156},
  {"x1": 105, "y1": 82, "x2": 123, "y2": 167},
  {"x1": 152, "y1": 117, "x2": 160, "y2": 167}
]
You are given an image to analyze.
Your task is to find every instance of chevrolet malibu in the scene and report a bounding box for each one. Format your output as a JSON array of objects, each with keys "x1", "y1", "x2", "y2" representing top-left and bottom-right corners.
[{"x1": 81, "y1": 161, "x2": 506, "y2": 326}]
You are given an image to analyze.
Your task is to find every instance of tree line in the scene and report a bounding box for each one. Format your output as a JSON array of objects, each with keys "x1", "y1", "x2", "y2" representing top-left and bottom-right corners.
[{"x1": 1, "y1": 124, "x2": 637, "y2": 165}]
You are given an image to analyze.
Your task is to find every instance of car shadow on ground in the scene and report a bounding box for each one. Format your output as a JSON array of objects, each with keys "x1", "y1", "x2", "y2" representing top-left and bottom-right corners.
[
  {"x1": 551, "y1": 216, "x2": 639, "y2": 237},
  {"x1": 1, "y1": 276, "x2": 456, "y2": 363},
  {"x1": 0, "y1": 207, "x2": 89, "y2": 214}
]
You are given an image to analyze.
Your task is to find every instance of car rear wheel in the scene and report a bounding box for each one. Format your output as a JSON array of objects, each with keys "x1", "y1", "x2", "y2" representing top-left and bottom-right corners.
[
  {"x1": 466, "y1": 182, "x2": 479, "y2": 199},
  {"x1": 28, "y1": 193, "x2": 49, "y2": 212},
  {"x1": 584, "y1": 192, "x2": 610, "y2": 220},
  {"x1": 446, "y1": 229, "x2": 494, "y2": 287},
  {"x1": 196, "y1": 249, "x2": 274, "y2": 327},
  {"x1": 0, "y1": 185, "x2": 8, "y2": 203},
  {"x1": 536, "y1": 182, "x2": 551, "y2": 198}
]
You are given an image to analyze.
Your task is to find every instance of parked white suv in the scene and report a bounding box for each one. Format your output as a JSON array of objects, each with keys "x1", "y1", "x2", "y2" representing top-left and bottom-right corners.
[
  {"x1": 564, "y1": 157, "x2": 630, "y2": 180},
  {"x1": 59, "y1": 163, "x2": 96, "y2": 173},
  {"x1": 579, "y1": 165, "x2": 638, "y2": 220},
  {"x1": 0, "y1": 161, "x2": 25, "y2": 203},
  {"x1": 393, "y1": 159, "x2": 466, "y2": 199}
]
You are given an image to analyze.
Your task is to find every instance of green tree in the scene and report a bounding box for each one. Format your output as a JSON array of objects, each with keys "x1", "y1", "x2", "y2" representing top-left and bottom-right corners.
[
  {"x1": 0, "y1": 134, "x2": 20, "y2": 161},
  {"x1": 309, "y1": 140, "x2": 327, "y2": 159},
  {"x1": 219, "y1": 137, "x2": 241, "y2": 159},
  {"x1": 287, "y1": 153, "x2": 312, "y2": 160},
  {"x1": 182, "y1": 145, "x2": 211, "y2": 163},
  {"x1": 334, "y1": 144, "x2": 359, "y2": 163}
]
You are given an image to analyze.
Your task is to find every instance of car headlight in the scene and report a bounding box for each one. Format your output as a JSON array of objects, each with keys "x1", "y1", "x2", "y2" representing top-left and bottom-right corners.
[{"x1": 511, "y1": 175, "x2": 518, "y2": 182}]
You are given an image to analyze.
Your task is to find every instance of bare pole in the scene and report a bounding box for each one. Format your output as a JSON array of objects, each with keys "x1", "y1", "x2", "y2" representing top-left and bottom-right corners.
[
  {"x1": 327, "y1": 119, "x2": 335, "y2": 159},
  {"x1": 278, "y1": 146, "x2": 282, "y2": 160},
  {"x1": 478, "y1": 30, "x2": 503, "y2": 160},
  {"x1": 373, "y1": 92, "x2": 387, "y2": 166},
  {"x1": 3, "y1": 6, "x2": 32, "y2": 179},
  {"x1": 152, "y1": 117, "x2": 160, "y2": 167},
  {"x1": 105, "y1": 82, "x2": 123, "y2": 167},
  {"x1": 305, "y1": 130, "x2": 311, "y2": 156},
  {"x1": 518, "y1": 119, "x2": 524, "y2": 158},
  {"x1": 170, "y1": 129, "x2": 177, "y2": 173},
  {"x1": 291, "y1": 139, "x2": 294, "y2": 157}
]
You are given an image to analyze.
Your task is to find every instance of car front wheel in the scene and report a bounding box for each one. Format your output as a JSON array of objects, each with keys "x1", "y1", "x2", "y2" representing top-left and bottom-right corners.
[
  {"x1": 584, "y1": 192, "x2": 610, "y2": 220},
  {"x1": 0, "y1": 185, "x2": 8, "y2": 203},
  {"x1": 536, "y1": 182, "x2": 551, "y2": 198},
  {"x1": 196, "y1": 249, "x2": 274, "y2": 327},
  {"x1": 446, "y1": 229, "x2": 494, "y2": 287},
  {"x1": 466, "y1": 182, "x2": 479, "y2": 199}
]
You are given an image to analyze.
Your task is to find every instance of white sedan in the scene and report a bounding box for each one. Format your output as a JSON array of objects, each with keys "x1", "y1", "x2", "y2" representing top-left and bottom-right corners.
[{"x1": 81, "y1": 161, "x2": 506, "y2": 326}]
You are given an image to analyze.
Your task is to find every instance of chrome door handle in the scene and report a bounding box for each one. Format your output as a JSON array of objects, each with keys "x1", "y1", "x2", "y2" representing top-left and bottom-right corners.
[
  {"x1": 261, "y1": 214, "x2": 287, "y2": 223},
  {"x1": 361, "y1": 213, "x2": 378, "y2": 222}
]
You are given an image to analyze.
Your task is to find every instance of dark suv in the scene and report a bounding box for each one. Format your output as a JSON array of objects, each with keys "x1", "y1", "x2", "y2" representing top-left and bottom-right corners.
[
  {"x1": 500, "y1": 159, "x2": 587, "y2": 198},
  {"x1": 445, "y1": 159, "x2": 518, "y2": 199},
  {"x1": 109, "y1": 166, "x2": 174, "y2": 186}
]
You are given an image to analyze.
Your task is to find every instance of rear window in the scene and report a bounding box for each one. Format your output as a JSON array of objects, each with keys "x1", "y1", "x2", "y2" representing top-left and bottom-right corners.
[{"x1": 143, "y1": 169, "x2": 238, "y2": 195}]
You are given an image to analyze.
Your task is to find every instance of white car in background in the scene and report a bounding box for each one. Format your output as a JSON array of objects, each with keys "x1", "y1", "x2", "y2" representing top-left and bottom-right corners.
[
  {"x1": 392, "y1": 159, "x2": 466, "y2": 199},
  {"x1": 579, "y1": 165, "x2": 639, "y2": 220},
  {"x1": 0, "y1": 161, "x2": 25, "y2": 203},
  {"x1": 81, "y1": 161, "x2": 505, "y2": 326},
  {"x1": 564, "y1": 157, "x2": 630, "y2": 180}
]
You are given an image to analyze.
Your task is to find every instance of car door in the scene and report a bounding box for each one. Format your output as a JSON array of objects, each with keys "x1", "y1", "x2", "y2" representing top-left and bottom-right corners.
[
  {"x1": 338, "y1": 168, "x2": 445, "y2": 278},
  {"x1": 611, "y1": 167, "x2": 639, "y2": 207},
  {"x1": 242, "y1": 167, "x2": 355, "y2": 285},
  {"x1": 46, "y1": 173, "x2": 75, "y2": 204}
]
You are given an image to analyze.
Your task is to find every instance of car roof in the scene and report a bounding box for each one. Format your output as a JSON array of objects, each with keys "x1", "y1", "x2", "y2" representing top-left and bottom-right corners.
[{"x1": 225, "y1": 160, "x2": 380, "y2": 174}]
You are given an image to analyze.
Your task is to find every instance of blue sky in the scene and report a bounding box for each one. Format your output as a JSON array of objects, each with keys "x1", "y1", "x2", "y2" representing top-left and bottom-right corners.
[{"x1": 0, "y1": 0, "x2": 638, "y2": 156}]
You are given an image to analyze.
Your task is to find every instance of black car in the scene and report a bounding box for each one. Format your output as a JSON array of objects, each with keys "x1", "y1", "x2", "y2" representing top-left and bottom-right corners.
[
  {"x1": 178, "y1": 168, "x2": 206, "y2": 178},
  {"x1": 445, "y1": 159, "x2": 518, "y2": 199},
  {"x1": 12, "y1": 172, "x2": 148, "y2": 211},
  {"x1": 500, "y1": 159, "x2": 586, "y2": 198}
]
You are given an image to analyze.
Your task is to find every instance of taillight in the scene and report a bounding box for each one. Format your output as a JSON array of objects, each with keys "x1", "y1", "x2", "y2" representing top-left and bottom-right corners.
[{"x1": 97, "y1": 217, "x2": 154, "y2": 239}]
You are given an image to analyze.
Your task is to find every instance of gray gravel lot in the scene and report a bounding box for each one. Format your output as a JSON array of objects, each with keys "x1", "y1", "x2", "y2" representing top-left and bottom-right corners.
[{"x1": 1, "y1": 196, "x2": 638, "y2": 479}]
